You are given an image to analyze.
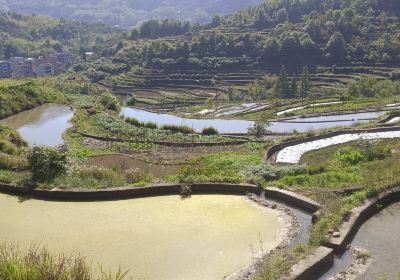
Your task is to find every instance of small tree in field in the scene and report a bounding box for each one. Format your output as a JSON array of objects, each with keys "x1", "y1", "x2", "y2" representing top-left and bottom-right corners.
[
  {"x1": 28, "y1": 146, "x2": 67, "y2": 182},
  {"x1": 248, "y1": 113, "x2": 271, "y2": 138}
]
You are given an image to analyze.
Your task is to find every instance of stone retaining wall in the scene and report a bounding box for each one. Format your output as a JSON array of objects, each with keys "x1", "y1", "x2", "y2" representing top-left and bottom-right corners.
[{"x1": 265, "y1": 126, "x2": 400, "y2": 162}]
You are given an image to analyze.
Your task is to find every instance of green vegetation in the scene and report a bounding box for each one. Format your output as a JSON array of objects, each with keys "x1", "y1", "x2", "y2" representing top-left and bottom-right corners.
[
  {"x1": 0, "y1": 125, "x2": 28, "y2": 172},
  {"x1": 178, "y1": 148, "x2": 263, "y2": 183},
  {"x1": 202, "y1": 127, "x2": 219, "y2": 136},
  {"x1": 252, "y1": 139, "x2": 400, "y2": 279},
  {"x1": 0, "y1": 79, "x2": 65, "y2": 119},
  {"x1": 28, "y1": 146, "x2": 67, "y2": 182},
  {"x1": 111, "y1": 1, "x2": 400, "y2": 71},
  {"x1": 0, "y1": 243, "x2": 127, "y2": 280}
]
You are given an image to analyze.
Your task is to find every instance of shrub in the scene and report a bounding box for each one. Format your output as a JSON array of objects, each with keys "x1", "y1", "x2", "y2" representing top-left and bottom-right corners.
[
  {"x1": 247, "y1": 121, "x2": 270, "y2": 137},
  {"x1": 125, "y1": 168, "x2": 151, "y2": 184},
  {"x1": 161, "y1": 124, "x2": 195, "y2": 134},
  {"x1": 336, "y1": 147, "x2": 366, "y2": 165},
  {"x1": 28, "y1": 147, "x2": 67, "y2": 182},
  {"x1": 126, "y1": 96, "x2": 137, "y2": 106},
  {"x1": 245, "y1": 164, "x2": 309, "y2": 181},
  {"x1": 0, "y1": 154, "x2": 27, "y2": 170},
  {"x1": 0, "y1": 243, "x2": 127, "y2": 280},
  {"x1": 125, "y1": 117, "x2": 143, "y2": 127},
  {"x1": 144, "y1": 122, "x2": 158, "y2": 129},
  {"x1": 98, "y1": 92, "x2": 120, "y2": 112},
  {"x1": 202, "y1": 127, "x2": 219, "y2": 135},
  {"x1": 365, "y1": 145, "x2": 391, "y2": 161}
]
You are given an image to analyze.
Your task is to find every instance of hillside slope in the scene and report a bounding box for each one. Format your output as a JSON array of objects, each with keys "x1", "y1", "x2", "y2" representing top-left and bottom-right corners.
[
  {"x1": 0, "y1": 13, "x2": 121, "y2": 59},
  {"x1": 0, "y1": 0, "x2": 265, "y2": 28},
  {"x1": 112, "y1": 0, "x2": 400, "y2": 71}
]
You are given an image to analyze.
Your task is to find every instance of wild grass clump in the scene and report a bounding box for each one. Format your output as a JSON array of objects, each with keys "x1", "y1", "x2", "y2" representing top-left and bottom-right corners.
[
  {"x1": 125, "y1": 117, "x2": 158, "y2": 129},
  {"x1": 143, "y1": 122, "x2": 158, "y2": 129},
  {"x1": 245, "y1": 164, "x2": 309, "y2": 181},
  {"x1": 161, "y1": 124, "x2": 194, "y2": 134},
  {"x1": 202, "y1": 127, "x2": 219, "y2": 136},
  {"x1": 42, "y1": 166, "x2": 126, "y2": 190},
  {"x1": 178, "y1": 152, "x2": 261, "y2": 183},
  {"x1": 125, "y1": 168, "x2": 152, "y2": 184},
  {"x1": 0, "y1": 243, "x2": 127, "y2": 280},
  {"x1": 125, "y1": 117, "x2": 142, "y2": 127},
  {"x1": 0, "y1": 154, "x2": 27, "y2": 170}
]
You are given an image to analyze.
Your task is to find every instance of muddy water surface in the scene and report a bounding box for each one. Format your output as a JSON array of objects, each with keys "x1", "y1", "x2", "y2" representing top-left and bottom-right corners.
[{"x1": 0, "y1": 194, "x2": 283, "y2": 280}]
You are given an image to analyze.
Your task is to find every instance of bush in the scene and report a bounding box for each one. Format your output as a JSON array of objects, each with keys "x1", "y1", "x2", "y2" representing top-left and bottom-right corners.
[
  {"x1": 125, "y1": 168, "x2": 151, "y2": 184},
  {"x1": 336, "y1": 147, "x2": 366, "y2": 165},
  {"x1": 144, "y1": 122, "x2": 158, "y2": 129},
  {"x1": 245, "y1": 164, "x2": 309, "y2": 181},
  {"x1": 28, "y1": 147, "x2": 67, "y2": 182},
  {"x1": 202, "y1": 127, "x2": 219, "y2": 135},
  {"x1": 125, "y1": 117, "x2": 143, "y2": 127},
  {"x1": 126, "y1": 96, "x2": 137, "y2": 106},
  {"x1": 0, "y1": 154, "x2": 27, "y2": 170},
  {"x1": 365, "y1": 145, "x2": 391, "y2": 161},
  {"x1": 247, "y1": 121, "x2": 270, "y2": 137},
  {"x1": 98, "y1": 92, "x2": 120, "y2": 112},
  {"x1": 0, "y1": 243, "x2": 127, "y2": 280},
  {"x1": 161, "y1": 124, "x2": 195, "y2": 134}
]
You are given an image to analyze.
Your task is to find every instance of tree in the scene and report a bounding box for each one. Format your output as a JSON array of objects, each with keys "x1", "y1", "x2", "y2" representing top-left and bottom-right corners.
[
  {"x1": 325, "y1": 31, "x2": 347, "y2": 59},
  {"x1": 290, "y1": 74, "x2": 298, "y2": 98},
  {"x1": 299, "y1": 66, "x2": 311, "y2": 104},
  {"x1": 275, "y1": 65, "x2": 290, "y2": 98},
  {"x1": 28, "y1": 146, "x2": 67, "y2": 182},
  {"x1": 248, "y1": 113, "x2": 271, "y2": 137}
]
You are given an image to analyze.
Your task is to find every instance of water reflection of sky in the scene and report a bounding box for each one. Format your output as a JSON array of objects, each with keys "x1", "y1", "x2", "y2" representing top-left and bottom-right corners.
[
  {"x1": 0, "y1": 104, "x2": 74, "y2": 146},
  {"x1": 121, "y1": 107, "x2": 385, "y2": 134}
]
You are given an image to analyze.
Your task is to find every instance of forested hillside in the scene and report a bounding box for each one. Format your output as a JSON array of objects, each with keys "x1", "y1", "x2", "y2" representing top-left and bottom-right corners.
[
  {"x1": 112, "y1": 0, "x2": 400, "y2": 72},
  {"x1": 0, "y1": 0, "x2": 264, "y2": 28},
  {"x1": 0, "y1": 13, "x2": 121, "y2": 59}
]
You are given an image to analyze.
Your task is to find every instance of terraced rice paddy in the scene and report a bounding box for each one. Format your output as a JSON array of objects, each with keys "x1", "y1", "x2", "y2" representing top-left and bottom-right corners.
[
  {"x1": 276, "y1": 131, "x2": 400, "y2": 164},
  {"x1": 0, "y1": 194, "x2": 286, "y2": 280}
]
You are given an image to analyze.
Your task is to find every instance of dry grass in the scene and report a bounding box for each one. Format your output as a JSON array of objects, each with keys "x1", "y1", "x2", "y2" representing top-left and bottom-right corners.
[{"x1": 0, "y1": 243, "x2": 128, "y2": 280}]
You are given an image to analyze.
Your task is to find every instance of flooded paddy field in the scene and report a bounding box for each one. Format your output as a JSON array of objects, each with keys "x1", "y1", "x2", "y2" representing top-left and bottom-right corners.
[
  {"x1": 0, "y1": 193, "x2": 288, "y2": 280},
  {"x1": 121, "y1": 107, "x2": 384, "y2": 134},
  {"x1": 0, "y1": 104, "x2": 74, "y2": 146}
]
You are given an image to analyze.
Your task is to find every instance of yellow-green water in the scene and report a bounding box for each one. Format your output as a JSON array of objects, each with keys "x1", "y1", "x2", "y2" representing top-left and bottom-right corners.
[{"x1": 0, "y1": 194, "x2": 282, "y2": 280}]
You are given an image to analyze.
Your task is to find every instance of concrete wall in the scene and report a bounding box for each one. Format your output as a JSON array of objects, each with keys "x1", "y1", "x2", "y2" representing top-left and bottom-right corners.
[
  {"x1": 327, "y1": 186, "x2": 400, "y2": 252},
  {"x1": 0, "y1": 182, "x2": 261, "y2": 201}
]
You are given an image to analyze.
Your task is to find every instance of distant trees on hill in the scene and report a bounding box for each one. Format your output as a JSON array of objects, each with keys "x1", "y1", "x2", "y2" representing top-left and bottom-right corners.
[
  {"x1": 246, "y1": 65, "x2": 311, "y2": 101},
  {"x1": 131, "y1": 19, "x2": 192, "y2": 40},
  {"x1": 115, "y1": 0, "x2": 400, "y2": 70}
]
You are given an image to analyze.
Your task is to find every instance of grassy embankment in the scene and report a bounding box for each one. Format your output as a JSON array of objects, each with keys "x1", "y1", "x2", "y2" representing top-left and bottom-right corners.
[
  {"x1": 249, "y1": 139, "x2": 400, "y2": 279},
  {"x1": 0, "y1": 79, "x2": 66, "y2": 119}
]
